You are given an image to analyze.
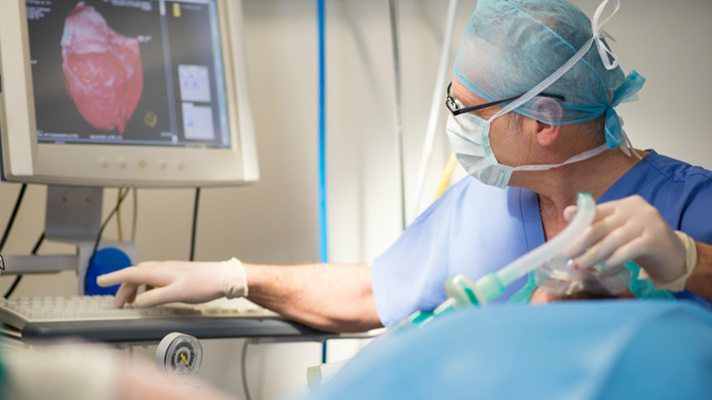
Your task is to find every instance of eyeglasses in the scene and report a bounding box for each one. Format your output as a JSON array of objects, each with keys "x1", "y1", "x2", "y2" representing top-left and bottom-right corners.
[{"x1": 445, "y1": 82, "x2": 566, "y2": 116}]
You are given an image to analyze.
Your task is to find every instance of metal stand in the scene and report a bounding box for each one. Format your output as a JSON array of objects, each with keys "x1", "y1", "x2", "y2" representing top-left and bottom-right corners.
[{"x1": 1, "y1": 185, "x2": 136, "y2": 294}]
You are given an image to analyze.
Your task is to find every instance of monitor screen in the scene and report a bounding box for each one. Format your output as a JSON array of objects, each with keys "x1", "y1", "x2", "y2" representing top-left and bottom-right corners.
[{"x1": 0, "y1": 0, "x2": 258, "y2": 187}]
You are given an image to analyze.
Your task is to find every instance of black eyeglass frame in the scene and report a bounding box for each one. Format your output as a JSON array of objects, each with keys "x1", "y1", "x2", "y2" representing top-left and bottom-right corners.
[{"x1": 445, "y1": 82, "x2": 566, "y2": 116}]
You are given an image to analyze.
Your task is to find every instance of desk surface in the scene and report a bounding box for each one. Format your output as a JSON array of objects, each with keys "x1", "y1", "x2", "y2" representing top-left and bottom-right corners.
[{"x1": 1, "y1": 315, "x2": 332, "y2": 344}]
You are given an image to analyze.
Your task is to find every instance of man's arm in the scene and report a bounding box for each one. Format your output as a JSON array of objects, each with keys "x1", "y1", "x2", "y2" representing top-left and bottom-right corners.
[
  {"x1": 97, "y1": 260, "x2": 383, "y2": 333},
  {"x1": 685, "y1": 241, "x2": 712, "y2": 303},
  {"x1": 244, "y1": 263, "x2": 382, "y2": 333}
]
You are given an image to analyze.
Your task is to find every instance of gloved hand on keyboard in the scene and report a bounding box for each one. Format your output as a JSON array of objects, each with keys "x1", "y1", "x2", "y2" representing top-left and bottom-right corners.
[{"x1": 96, "y1": 258, "x2": 248, "y2": 308}]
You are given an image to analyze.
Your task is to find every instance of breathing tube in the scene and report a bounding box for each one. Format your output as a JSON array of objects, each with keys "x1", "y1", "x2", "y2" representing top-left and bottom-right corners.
[{"x1": 399, "y1": 192, "x2": 596, "y2": 328}]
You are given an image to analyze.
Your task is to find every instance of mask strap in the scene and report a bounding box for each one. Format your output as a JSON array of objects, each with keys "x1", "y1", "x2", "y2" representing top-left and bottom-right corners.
[
  {"x1": 513, "y1": 143, "x2": 608, "y2": 172},
  {"x1": 488, "y1": 0, "x2": 621, "y2": 123},
  {"x1": 619, "y1": 127, "x2": 643, "y2": 160}
]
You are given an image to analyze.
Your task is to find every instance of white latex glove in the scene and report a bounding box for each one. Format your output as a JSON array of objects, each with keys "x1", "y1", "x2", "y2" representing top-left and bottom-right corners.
[
  {"x1": 97, "y1": 258, "x2": 247, "y2": 308},
  {"x1": 562, "y1": 195, "x2": 696, "y2": 291}
]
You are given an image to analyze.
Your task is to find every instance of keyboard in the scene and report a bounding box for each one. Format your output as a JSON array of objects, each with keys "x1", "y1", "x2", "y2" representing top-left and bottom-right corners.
[
  {"x1": 0, "y1": 295, "x2": 277, "y2": 327},
  {"x1": 0, "y1": 295, "x2": 327, "y2": 343}
]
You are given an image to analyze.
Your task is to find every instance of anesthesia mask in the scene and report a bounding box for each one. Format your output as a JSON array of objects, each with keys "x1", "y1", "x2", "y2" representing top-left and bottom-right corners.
[{"x1": 535, "y1": 257, "x2": 632, "y2": 299}]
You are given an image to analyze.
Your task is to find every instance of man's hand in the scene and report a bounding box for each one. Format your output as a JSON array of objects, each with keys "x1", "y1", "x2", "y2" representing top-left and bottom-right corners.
[
  {"x1": 563, "y1": 195, "x2": 688, "y2": 286},
  {"x1": 97, "y1": 259, "x2": 247, "y2": 308}
]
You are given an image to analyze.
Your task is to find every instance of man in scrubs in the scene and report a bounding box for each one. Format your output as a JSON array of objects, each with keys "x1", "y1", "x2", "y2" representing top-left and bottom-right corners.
[{"x1": 98, "y1": 0, "x2": 712, "y2": 332}]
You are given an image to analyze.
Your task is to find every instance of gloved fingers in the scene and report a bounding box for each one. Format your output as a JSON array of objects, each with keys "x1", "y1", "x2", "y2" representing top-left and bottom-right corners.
[
  {"x1": 563, "y1": 205, "x2": 577, "y2": 222},
  {"x1": 563, "y1": 205, "x2": 623, "y2": 258},
  {"x1": 97, "y1": 264, "x2": 173, "y2": 288},
  {"x1": 133, "y1": 285, "x2": 181, "y2": 308},
  {"x1": 132, "y1": 261, "x2": 164, "y2": 269},
  {"x1": 564, "y1": 199, "x2": 616, "y2": 223},
  {"x1": 573, "y1": 223, "x2": 642, "y2": 269},
  {"x1": 601, "y1": 235, "x2": 649, "y2": 270},
  {"x1": 113, "y1": 283, "x2": 139, "y2": 308}
]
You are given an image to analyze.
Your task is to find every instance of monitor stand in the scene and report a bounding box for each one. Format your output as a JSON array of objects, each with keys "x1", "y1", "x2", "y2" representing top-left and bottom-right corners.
[{"x1": 1, "y1": 186, "x2": 136, "y2": 295}]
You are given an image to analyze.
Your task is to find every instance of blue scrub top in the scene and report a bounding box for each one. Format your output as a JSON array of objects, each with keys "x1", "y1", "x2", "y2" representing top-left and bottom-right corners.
[{"x1": 372, "y1": 150, "x2": 712, "y2": 327}]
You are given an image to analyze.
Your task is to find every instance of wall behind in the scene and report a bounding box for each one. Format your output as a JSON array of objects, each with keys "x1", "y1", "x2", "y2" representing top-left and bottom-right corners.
[{"x1": 0, "y1": 1, "x2": 710, "y2": 399}]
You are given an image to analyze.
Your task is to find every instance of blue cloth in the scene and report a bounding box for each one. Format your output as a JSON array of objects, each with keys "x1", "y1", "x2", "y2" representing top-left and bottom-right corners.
[
  {"x1": 306, "y1": 301, "x2": 712, "y2": 400},
  {"x1": 372, "y1": 150, "x2": 712, "y2": 327}
]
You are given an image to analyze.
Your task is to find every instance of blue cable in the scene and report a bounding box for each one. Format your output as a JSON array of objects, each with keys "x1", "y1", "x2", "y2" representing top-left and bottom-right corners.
[
  {"x1": 317, "y1": 0, "x2": 328, "y2": 365},
  {"x1": 318, "y1": 0, "x2": 327, "y2": 265}
]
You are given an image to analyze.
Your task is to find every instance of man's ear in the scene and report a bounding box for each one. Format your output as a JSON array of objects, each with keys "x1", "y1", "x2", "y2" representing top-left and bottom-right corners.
[{"x1": 532, "y1": 98, "x2": 563, "y2": 147}]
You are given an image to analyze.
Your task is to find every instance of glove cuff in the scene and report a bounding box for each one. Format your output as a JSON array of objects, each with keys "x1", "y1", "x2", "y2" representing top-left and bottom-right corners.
[
  {"x1": 649, "y1": 231, "x2": 697, "y2": 292},
  {"x1": 221, "y1": 258, "x2": 248, "y2": 298}
]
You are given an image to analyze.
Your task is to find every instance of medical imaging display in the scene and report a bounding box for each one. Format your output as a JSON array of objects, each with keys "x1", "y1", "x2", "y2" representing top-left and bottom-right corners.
[
  {"x1": 27, "y1": 0, "x2": 230, "y2": 148},
  {"x1": 61, "y1": 4, "x2": 143, "y2": 134}
]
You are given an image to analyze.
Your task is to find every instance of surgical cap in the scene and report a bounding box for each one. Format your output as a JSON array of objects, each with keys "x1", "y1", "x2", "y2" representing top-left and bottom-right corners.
[{"x1": 453, "y1": 0, "x2": 644, "y2": 149}]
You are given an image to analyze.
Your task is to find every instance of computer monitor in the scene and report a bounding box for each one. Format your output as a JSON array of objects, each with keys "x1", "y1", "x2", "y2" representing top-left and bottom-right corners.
[
  {"x1": 0, "y1": 0, "x2": 259, "y2": 188},
  {"x1": 0, "y1": 0, "x2": 259, "y2": 294}
]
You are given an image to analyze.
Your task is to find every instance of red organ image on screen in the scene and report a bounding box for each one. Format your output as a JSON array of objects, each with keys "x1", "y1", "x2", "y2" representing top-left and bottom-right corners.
[{"x1": 61, "y1": 2, "x2": 143, "y2": 134}]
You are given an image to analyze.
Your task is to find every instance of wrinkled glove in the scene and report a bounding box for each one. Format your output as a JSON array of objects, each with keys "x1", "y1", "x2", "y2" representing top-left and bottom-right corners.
[
  {"x1": 97, "y1": 258, "x2": 247, "y2": 308},
  {"x1": 637, "y1": 231, "x2": 697, "y2": 292},
  {"x1": 563, "y1": 195, "x2": 696, "y2": 292}
]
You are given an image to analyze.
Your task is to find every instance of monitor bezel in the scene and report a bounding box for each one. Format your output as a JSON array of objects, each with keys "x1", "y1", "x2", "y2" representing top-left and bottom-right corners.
[{"x1": 0, "y1": 0, "x2": 259, "y2": 188}]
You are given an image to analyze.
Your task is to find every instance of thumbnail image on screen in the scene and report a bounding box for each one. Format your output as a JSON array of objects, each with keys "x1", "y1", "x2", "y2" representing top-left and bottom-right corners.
[{"x1": 26, "y1": 0, "x2": 230, "y2": 148}]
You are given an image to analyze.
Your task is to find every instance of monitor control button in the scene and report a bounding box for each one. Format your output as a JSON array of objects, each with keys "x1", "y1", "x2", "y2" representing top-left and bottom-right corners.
[
  {"x1": 158, "y1": 160, "x2": 167, "y2": 169},
  {"x1": 175, "y1": 160, "x2": 184, "y2": 170},
  {"x1": 99, "y1": 157, "x2": 109, "y2": 168},
  {"x1": 118, "y1": 158, "x2": 127, "y2": 168}
]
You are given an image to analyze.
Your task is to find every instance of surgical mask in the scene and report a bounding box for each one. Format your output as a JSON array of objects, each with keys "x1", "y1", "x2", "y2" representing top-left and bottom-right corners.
[
  {"x1": 446, "y1": 0, "x2": 641, "y2": 189},
  {"x1": 446, "y1": 112, "x2": 609, "y2": 189}
]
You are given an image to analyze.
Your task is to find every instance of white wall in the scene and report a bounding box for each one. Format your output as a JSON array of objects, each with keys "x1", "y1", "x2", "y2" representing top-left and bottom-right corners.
[{"x1": 0, "y1": 1, "x2": 710, "y2": 399}]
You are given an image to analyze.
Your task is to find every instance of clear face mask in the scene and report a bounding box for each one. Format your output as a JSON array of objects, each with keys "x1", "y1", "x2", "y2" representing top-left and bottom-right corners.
[{"x1": 534, "y1": 256, "x2": 632, "y2": 297}]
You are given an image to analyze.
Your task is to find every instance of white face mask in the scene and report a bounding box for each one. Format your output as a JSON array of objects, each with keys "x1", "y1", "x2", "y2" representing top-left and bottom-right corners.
[{"x1": 445, "y1": 112, "x2": 608, "y2": 189}]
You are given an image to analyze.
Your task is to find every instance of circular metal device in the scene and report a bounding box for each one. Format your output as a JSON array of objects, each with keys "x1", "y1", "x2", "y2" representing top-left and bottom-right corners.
[{"x1": 155, "y1": 332, "x2": 203, "y2": 380}]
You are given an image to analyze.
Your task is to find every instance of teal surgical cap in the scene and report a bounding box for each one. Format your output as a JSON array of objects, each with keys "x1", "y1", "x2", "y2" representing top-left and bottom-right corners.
[{"x1": 453, "y1": 0, "x2": 645, "y2": 150}]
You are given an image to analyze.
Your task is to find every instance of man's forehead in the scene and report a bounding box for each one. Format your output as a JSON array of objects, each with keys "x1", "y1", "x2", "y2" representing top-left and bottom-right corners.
[{"x1": 451, "y1": 77, "x2": 488, "y2": 106}]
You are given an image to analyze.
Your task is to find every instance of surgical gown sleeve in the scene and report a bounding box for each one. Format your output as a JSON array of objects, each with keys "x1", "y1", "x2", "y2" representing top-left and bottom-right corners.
[{"x1": 371, "y1": 178, "x2": 540, "y2": 327}]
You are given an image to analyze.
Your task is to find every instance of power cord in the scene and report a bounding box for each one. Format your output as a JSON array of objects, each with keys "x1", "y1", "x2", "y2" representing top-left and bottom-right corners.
[
  {"x1": 0, "y1": 184, "x2": 27, "y2": 252},
  {"x1": 84, "y1": 188, "x2": 131, "y2": 293},
  {"x1": 116, "y1": 188, "x2": 125, "y2": 241},
  {"x1": 4, "y1": 232, "x2": 45, "y2": 299},
  {"x1": 241, "y1": 339, "x2": 252, "y2": 400},
  {"x1": 190, "y1": 188, "x2": 200, "y2": 262},
  {"x1": 1, "y1": 184, "x2": 28, "y2": 299},
  {"x1": 131, "y1": 189, "x2": 138, "y2": 242}
]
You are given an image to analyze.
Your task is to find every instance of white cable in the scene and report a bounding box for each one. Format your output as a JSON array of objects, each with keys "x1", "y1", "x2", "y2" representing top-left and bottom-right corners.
[
  {"x1": 388, "y1": 0, "x2": 406, "y2": 230},
  {"x1": 408, "y1": 0, "x2": 459, "y2": 224}
]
